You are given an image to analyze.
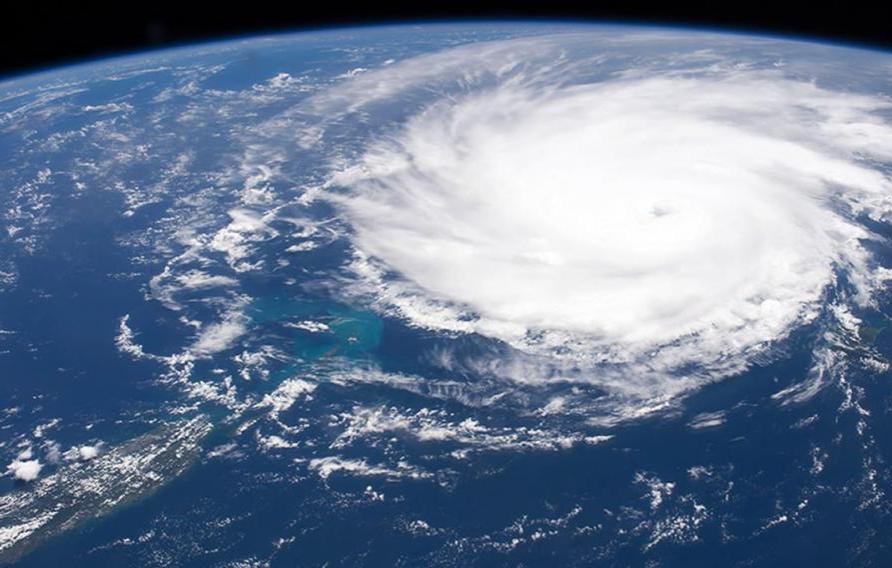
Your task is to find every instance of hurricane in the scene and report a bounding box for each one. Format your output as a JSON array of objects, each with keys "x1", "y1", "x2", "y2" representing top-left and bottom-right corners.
[
  {"x1": 322, "y1": 36, "x2": 892, "y2": 414},
  {"x1": 4, "y1": 25, "x2": 892, "y2": 566}
]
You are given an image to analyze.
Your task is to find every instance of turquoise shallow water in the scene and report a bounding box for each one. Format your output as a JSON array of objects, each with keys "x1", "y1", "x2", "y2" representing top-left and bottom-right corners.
[{"x1": 248, "y1": 296, "x2": 383, "y2": 361}]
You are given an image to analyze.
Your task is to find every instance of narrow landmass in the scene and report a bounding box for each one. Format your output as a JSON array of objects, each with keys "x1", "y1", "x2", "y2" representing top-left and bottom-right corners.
[{"x1": 0, "y1": 415, "x2": 212, "y2": 564}]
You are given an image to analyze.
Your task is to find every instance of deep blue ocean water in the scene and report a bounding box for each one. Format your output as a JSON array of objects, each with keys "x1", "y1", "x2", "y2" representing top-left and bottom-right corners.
[{"x1": 0, "y1": 23, "x2": 891, "y2": 567}]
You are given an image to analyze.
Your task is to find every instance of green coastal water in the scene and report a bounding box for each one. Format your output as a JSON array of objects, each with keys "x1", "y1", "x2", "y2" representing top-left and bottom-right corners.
[{"x1": 247, "y1": 296, "x2": 382, "y2": 362}]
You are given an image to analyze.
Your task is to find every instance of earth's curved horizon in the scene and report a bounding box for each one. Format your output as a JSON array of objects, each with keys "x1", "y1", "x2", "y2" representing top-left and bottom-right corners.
[{"x1": 1, "y1": 21, "x2": 892, "y2": 567}]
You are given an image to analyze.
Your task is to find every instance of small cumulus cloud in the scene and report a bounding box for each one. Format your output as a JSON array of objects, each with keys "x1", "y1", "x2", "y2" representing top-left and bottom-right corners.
[{"x1": 7, "y1": 458, "x2": 42, "y2": 482}]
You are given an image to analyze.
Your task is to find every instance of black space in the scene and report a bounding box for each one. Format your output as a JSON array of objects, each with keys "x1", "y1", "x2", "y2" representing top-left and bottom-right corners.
[{"x1": 2, "y1": 2, "x2": 891, "y2": 78}]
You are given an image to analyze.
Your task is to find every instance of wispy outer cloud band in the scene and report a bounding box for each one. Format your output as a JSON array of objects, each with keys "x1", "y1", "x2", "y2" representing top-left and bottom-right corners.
[{"x1": 322, "y1": 34, "x2": 892, "y2": 406}]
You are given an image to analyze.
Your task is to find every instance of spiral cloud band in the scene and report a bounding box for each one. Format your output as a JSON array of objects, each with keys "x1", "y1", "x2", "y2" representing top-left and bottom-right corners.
[{"x1": 326, "y1": 35, "x2": 892, "y2": 389}]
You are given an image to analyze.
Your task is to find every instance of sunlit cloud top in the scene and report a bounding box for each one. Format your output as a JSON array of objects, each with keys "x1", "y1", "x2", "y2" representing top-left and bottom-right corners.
[{"x1": 322, "y1": 35, "x2": 892, "y2": 399}]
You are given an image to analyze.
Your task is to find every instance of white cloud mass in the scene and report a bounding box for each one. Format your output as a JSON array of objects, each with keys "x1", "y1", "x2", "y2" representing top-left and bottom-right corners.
[
  {"x1": 6, "y1": 459, "x2": 41, "y2": 482},
  {"x1": 325, "y1": 36, "x2": 892, "y2": 408}
]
